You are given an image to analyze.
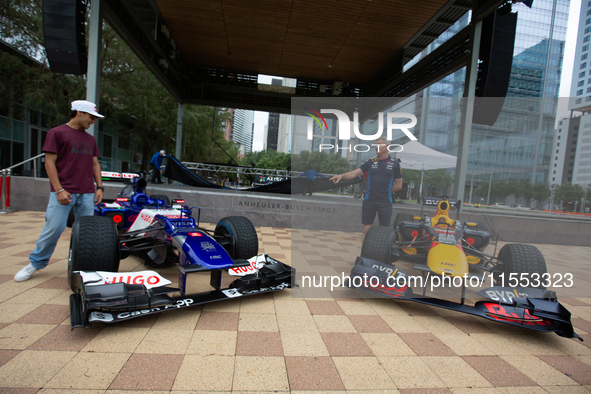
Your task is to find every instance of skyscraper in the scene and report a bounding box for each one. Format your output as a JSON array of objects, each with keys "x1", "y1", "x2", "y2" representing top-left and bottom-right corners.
[
  {"x1": 277, "y1": 78, "x2": 296, "y2": 153},
  {"x1": 551, "y1": 0, "x2": 591, "y2": 187},
  {"x1": 569, "y1": 0, "x2": 591, "y2": 112},
  {"x1": 231, "y1": 109, "x2": 254, "y2": 154},
  {"x1": 289, "y1": 1, "x2": 569, "y2": 199},
  {"x1": 265, "y1": 79, "x2": 284, "y2": 151},
  {"x1": 267, "y1": 112, "x2": 279, "y2": 151},
  {"x1": 415, "y1": 0, "x2": 568, "y2": 193}
]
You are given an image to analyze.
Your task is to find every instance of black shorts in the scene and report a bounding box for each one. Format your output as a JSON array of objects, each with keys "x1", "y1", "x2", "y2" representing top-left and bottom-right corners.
[{"x1": 361, "y1": 199, "x2": 392, "y2": 226}]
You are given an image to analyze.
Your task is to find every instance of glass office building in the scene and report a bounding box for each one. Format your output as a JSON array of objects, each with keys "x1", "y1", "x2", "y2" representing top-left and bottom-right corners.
[
  {"x1": 232, "y1": 109, "x2": 254, "y2": 154},
  {"x1": 291, "y1": 0, "x2": 569, "y2": 201},
  {"x1": 419, "y1": 0, "x2": 569, "y2": 191}
]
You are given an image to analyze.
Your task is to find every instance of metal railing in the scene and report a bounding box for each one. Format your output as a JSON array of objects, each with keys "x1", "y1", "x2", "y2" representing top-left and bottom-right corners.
[
  {"x1": 2, "y1": 153, "x2": 46, "y2": 177},
  {"x1": 181, "y1": 161, "x2": 300, "y2": 178},
  {"x1": 0, "y1": 153, "x2": 46, "y2": 213}
]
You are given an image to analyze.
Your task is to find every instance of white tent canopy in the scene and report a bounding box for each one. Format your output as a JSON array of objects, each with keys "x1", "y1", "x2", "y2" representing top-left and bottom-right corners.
[
  {"x1": 394, "y1": 140, "x2": 457, "y2": 170},
  {"x1": 393, "y1": 140, "x2": 457, "y2": 198}
]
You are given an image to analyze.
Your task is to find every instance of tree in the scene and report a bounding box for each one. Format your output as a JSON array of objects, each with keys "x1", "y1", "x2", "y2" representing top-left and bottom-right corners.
[
  {"x1": 241, "y1": 150, "x2": 291, "y2": 171},
  {"x1": 290, "y1": 151, "x2": 350, "y2": 174},
  {"x1": 1, "y1": 2, "x2": 239, "y2": 168},
  {"x1": 506, "y1": 179, "x2": 525, "y2": 204},
  {"x1": 489, "y1": 179, "x2": 513, "y2": 202},
  {"x1": 555, "y1": 183, "x2": 585, "y2": 211},
  {"x1": 1, "y1": 0, "x2": 45, "y2": 59},
  {"x1": 1, "y1": 1, "x2": 86, "y2": 121},
  {"x1": 423, "y1": 169, "x2": 452, "y2": 196},
  {"x1": 180, "y1": 106, "x2": 237, "y2": 164},
  {"x1": 473, "y1": 183, "x2": 490, "y2": 201},
  {"x1": 401, "y1": 168, "x2": 421, "y2": 185},
  {"x1": 532, "y1": 184, "x2": 550, "y2": 207},
  {"x1": 99, "y1": 25, "x2": 238, "y2": 168},
  {"x1": 521, "y1": 180, "x2": 535, "y2": 206},
  {"x1": 398, "y1": 168, "x2": 420, "y2": 199}
]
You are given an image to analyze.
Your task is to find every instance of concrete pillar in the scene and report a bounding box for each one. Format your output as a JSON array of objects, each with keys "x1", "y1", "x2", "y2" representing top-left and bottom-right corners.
[
  {"x1": 452, "y1": 20, "x2": 482, "y2": 211},
  {"x1": 176, "y1": 102, "x2": 183, "y2": 160},
  {"x1": 86, "y1": 0, "x2": 102, "y2": 137}
]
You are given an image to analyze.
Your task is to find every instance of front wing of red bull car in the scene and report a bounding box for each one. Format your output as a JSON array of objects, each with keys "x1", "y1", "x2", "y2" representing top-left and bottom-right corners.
[{"x1": 67, "y1": 208, "x2": 294, "y2": 328}]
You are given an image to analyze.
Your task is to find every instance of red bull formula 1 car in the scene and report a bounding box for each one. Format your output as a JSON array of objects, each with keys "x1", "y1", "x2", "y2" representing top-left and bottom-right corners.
[
  {"x1": 351, "y1": 197, "x2": 581, "y2": 340},
  {"x1": 67, "y1": 176, "x2": 294, "y2": 328}
]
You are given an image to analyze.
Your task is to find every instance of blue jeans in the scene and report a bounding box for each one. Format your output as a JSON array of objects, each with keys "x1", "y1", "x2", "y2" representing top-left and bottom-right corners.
[{"x1": 29, "y1": 192, "x2": 95, "y2": 270}]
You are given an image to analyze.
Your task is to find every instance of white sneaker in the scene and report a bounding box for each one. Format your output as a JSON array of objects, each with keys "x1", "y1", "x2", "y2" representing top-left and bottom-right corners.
[{"x1": 14, "y1": 263, "x2": 37, "y2": 282}]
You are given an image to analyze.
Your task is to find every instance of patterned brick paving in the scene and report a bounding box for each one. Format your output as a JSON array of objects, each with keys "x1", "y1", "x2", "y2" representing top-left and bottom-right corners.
[{"x1": 0, "y1": 210, "x2": 589, "y2": 392}]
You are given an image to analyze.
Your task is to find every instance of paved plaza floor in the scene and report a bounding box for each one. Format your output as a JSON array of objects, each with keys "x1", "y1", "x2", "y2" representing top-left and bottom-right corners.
[{"x1": 0, "y1": 210, "x2": 590, "y2": 393}]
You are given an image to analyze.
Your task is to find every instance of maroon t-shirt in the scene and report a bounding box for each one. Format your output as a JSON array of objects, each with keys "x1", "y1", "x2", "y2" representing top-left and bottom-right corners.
[{"x1": 42, "y1": 123, "x2": 100, "y2": 194}]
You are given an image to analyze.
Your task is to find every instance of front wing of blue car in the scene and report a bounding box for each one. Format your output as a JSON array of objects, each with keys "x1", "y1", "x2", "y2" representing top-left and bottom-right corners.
[{"x1": 69, "y1": 255, "x2": 294, "y2": 329}]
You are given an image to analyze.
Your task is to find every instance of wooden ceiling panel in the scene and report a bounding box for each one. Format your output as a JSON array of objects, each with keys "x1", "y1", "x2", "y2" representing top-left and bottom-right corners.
[
  {"x1": 154, "y1": 0, "x2": 459, "y2": 84},
  {"x1": 157, "y1": 1, "x2": 229, "y2": 66},
  {"x1": 278, "y1": 51, "x2": 337, "y2": 79}
]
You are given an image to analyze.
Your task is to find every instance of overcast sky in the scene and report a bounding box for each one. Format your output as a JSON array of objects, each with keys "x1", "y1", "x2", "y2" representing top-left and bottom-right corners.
[{"x1": 251, "y1": 1, "x2": 582, "y2": 152}]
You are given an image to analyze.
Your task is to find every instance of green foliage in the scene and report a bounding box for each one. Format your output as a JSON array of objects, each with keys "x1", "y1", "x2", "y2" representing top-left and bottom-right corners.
[
  {"x1": 489, "y1": 179, "x2": 513, "y2": 200},
  {"x1": 0, "y1": 0, "x2": 86, "y2": 119},
  {"x1": 555, "y1": 183, "x2": 585, "y2": 203},
  {"x1": 532, "y1": 184, "x2": 550, "y2": 204},
  {"x1": 1, "y1": 2, "x2": 238, "y2": 168},
  {"x1": 181, "y1": 107, "x2": 238, "y2": 164},
  {"x1": 291, "y1": 151, "x2": 350, "y2": 174},
  {"x1": 474, "y1": 179, "x2": 550, "y2": 206},
  {"x1": 473, "y1": 183, "x2": 490, "y2": 199},
  {"x1": 424, "y1": 169, "x2": 452, "y2": 189},
  {"x1": 241, "y1": 150, "x2": 291, "y2": 170},
  {"x1": 99, "y1": 26, "x2": 238, "y2": 168},
  {"x1": 423, "y1": 169, "x2": 452, "y2": 195},
  {"x1": 400, "y1": 169, "x2": 421, "y2": 185},
  {"x1": 521, "y1": 180, "x2": 535, "y2": 204},
  {"x1": 0, "y1": 0, "x2": 45, "y2": 58}
]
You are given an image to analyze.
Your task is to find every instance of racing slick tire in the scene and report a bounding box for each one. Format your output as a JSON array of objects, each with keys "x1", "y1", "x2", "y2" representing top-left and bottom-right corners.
[
  {"x1": 361, "y1": 225, "x2": 397, "y2": 265},
  {"x1": 68, "y1": 216, "x2": 120, "y2": 292},
  {"x1": 497, "y1": 243, "x2": 547, "y2": 290},
  {"x1": 215, "y1": 216, "x2": 259, "y2": 260},
  {"x1": 150, "y1": 194, "x2": 170, "y2": 206},
  {"x1": 66, "y1": 207, "x2": 75, "y2": 228},
  {"x1": 394, "y1": 213, "x2": 415, "y2": 229}
]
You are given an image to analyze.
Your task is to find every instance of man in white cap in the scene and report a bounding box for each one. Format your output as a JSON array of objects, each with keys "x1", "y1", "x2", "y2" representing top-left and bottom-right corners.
[
  {"x1": 149, "y1": 149, "x2": 167, "y2": 184},
  {"x1": 15, "y1": 100, "x2": 105, "y2": 282}
]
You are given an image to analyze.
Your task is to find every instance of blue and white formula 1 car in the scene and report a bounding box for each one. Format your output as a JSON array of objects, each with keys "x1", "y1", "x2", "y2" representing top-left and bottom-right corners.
[{"x1": 67, "y1": 177, "x2": 294, "y2": 329}]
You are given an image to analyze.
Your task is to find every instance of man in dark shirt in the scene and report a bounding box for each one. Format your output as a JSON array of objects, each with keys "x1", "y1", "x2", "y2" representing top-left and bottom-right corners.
[
  {"x1": 149, "y1": 150, "x2": 167, "y2": 183},
  {"x1": 330, "y1": 137, "x2": 402, "y2": 242},
  {"x1": 299, "y1": 168, "x2": 324, "y2": 196},
  {"x1": 14, "y1": 100, "x2": 104, "y2": 282}
]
